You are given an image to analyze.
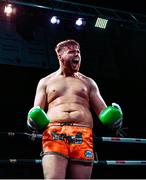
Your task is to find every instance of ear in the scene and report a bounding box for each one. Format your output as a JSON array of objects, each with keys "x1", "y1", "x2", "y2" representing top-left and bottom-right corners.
[{"x1": 58, "y1": 54, "x2": 63, "y2": 62}]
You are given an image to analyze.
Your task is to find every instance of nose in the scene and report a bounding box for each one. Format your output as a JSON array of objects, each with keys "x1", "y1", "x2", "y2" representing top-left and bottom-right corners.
[{"x1": 75, "y1": 51, "x2": 80, "y2": 56}]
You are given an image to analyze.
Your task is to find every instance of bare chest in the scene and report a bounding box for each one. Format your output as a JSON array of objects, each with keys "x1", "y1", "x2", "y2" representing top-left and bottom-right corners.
[{"x1": 46, "y1": 77, "x2": 89, "y2": 102}]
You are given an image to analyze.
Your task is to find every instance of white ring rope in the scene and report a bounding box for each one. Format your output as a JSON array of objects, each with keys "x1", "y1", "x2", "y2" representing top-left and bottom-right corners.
[
  {"x1": 0, "y1": 159, "x2": 146, "y2": 165},
  {"x1": 95, "y1": 136, "x2": 146, "y2": 144},
  {"x1": 1, "y1": 132, "x2": 146, "y2": 144},
  {"x1": 94, "y1": 160, "x2": 146, "y2": 165}
]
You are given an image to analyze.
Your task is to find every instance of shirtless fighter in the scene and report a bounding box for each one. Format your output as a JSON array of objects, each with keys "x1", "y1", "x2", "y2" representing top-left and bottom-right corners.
[{"x1": 27, "y1": 39, "x2": 123, "y2": 179}]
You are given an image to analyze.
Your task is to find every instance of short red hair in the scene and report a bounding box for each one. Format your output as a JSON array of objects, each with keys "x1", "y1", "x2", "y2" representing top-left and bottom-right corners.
[{"x1": 55, "y1": 39, "x2": 80, "y2": 55}]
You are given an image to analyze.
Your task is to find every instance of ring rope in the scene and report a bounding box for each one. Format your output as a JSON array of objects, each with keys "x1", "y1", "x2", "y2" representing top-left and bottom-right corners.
[
  {"x1": 95, "y1": 136, "x2": 146, "y2": 144},
  {"x1": 0, "y1": 132, "x2": 146, "y2": 166},
  {"x1": 94, "y1": 160, "x2": 146, "y2": 165},
  {"x1": 1, "y1": 132, "x2": 146, "y2": 144},
  {"x1": 0, "y1": 159, "x2": 146, "y2": 165}
]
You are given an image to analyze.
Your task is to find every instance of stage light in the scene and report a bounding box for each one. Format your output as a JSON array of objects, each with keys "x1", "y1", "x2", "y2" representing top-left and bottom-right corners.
[
  {"x1": 75, "y1": 18, "x2": 83, "y2": 26},
  {"x1": 50, "y1": 16, "x2": 60, "y2": 24},
  {"x1": 75, "y1": 18, "x2": 85, "y2": 26},
  {"x1": 95, "y1": 17, "x2": 108, "y2": 29},
  {"x1": 4, "y1": 4, "x2": 16, "y2": 17}
]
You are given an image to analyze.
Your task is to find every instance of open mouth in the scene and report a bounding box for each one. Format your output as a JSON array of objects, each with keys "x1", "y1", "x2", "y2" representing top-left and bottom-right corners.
[{"x1": 72, "y1": 60, "x2": 79, "y2": 65}]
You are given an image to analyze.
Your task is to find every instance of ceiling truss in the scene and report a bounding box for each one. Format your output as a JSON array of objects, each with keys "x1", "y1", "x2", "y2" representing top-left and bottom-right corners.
[{"x1": 1, "y1": 0, "x2": 146, "y2": 30}]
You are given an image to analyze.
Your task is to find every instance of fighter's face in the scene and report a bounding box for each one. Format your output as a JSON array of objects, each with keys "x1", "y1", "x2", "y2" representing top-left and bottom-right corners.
[{"x1": 59, "y1": 45, "x2": 81, "y2": 72}]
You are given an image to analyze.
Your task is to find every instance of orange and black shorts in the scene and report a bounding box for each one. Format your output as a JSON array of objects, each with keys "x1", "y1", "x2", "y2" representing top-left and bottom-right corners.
[{"x1": 42, "y1": 122, "x2": 94, "y2": 162}]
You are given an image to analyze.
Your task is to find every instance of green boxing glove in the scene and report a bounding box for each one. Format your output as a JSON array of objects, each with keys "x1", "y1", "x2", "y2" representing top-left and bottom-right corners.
[
  {"x1": 27, "y1": 106, "x2": 50, "y2": 130},
  {"x1": 99, "y1": 103, "x2": 123, "y2": 129}
]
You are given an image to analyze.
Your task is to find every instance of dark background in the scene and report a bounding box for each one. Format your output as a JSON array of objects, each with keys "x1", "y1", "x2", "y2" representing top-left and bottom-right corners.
[{"x1": 0, "y1": 0, "x2": 146, "y2": 178}]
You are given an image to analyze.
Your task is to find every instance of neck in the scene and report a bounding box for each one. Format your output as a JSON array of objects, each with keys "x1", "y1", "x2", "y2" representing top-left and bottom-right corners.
[{"x1": 58, "y1": 67, "x2": 78, "y2": 77}]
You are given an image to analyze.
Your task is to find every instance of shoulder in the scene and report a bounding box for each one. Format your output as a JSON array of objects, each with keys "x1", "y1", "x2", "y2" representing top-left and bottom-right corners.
[
  {"x1": 38, "y1": 71, "x2": 57, "y2": 86},
  {"x1": 78, "y1": 72, "x2": 99, "y2": 89}
]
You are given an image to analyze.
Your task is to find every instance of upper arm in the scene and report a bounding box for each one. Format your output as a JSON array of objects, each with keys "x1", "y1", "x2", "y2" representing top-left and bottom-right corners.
[
  {"x1": 33, "y1": 78, "x2": 47, "y2": 109},
  {"x1": 89, "y1": 78, "x2": 107, "y2": 116}
]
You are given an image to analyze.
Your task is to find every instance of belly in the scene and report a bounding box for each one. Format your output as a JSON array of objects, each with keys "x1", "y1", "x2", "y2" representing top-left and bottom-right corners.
[{"x1": 47, "y1": 104, "x2": 93, "y2": 127}]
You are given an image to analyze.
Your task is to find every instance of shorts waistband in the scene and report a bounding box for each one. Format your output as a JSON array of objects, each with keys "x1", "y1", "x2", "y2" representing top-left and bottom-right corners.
[{"x1": 47, "y1": 122, "x2": 89, "y2": 127}]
